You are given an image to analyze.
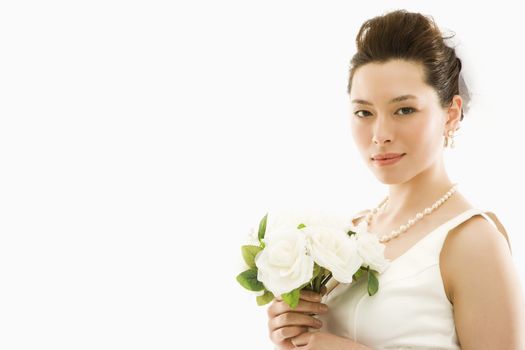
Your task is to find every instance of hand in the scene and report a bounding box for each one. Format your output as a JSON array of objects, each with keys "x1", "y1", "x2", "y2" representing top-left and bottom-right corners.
[
  {"x1": 290, "y1": 331, "x2": 367, "y2": 350},
  {"x1": 267, "y1": 288, "x2": 329, "y2": 350}
]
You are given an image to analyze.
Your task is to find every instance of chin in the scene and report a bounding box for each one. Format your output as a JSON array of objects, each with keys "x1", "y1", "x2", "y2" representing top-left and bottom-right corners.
[
  {"x1": 371, "y1": 170, "x2": 408, "y2": 185},
  {"x1": 380, "y1": 179, "x2": 405, "y2": 185}
]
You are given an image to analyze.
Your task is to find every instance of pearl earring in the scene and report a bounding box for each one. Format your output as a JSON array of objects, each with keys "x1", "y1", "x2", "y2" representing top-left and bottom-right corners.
[{"x1": 444, "y1": 130, "x2": 455, "y2": 148}]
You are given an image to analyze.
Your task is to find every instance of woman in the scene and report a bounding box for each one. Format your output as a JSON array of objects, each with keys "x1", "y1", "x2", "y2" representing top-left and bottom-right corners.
[{"x1": 266, "y1": 9, "x2": 525, "y2": 350}]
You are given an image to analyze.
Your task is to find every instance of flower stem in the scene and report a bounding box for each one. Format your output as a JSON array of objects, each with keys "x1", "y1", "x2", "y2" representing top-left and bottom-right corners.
[{"x1": 314, "y1": 268, "x2": 324, "y2": 292}]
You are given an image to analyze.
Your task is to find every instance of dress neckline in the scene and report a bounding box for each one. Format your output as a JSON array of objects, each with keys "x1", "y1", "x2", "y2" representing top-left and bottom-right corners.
[
  {"x1": 357, "y1": 207, "x2": 480, "y2": 265},
  {"x1": 324, "y1": 208, "x2": 482, "y2": 298}
]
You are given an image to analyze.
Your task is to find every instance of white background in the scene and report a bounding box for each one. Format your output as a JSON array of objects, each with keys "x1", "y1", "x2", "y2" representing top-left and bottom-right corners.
[{"x1": 0, "y1": 1, "x2": 523, "y2": 349}]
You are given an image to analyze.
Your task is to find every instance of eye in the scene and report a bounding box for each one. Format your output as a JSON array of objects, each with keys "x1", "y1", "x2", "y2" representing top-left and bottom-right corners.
[
  {"x1": 395, "y1": 107, "x2": 416, "y2": 116},
  {"x1": 354, "y1": 107, "x2": 417, "y2": 118},
  {"x1": 354, "y1": 110, "x2": 373, "y2": 118}
]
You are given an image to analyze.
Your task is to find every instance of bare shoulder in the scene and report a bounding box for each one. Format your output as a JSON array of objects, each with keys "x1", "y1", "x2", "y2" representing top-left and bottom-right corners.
[
  {"x1": 441, "y1": 214, "x2": 511, "y2": 299},
  {"x1": 350, "y1": 209, "x2": 370, "y2": 226},
  {"x1": 441, "y1": 213, "x2": 525, "y2": 348}
]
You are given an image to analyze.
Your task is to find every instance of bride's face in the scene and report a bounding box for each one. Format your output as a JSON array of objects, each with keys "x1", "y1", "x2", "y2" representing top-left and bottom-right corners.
[{"x1": 349, "y1": 59, "x2": 450, "y2": 184}]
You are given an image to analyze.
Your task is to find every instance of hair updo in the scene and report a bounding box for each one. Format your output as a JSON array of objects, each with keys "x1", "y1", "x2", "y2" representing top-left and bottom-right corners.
[{"x1": 347, "y1": 9, "x2": 470, "y2": 122}]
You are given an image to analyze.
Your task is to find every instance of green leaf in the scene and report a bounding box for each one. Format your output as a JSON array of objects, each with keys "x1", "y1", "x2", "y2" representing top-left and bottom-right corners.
[
  {"x1": 347, "y1": 229, "x2": 357, "y2": 237},
  {"x1": 367, "y1": 269, "x2": 379, "y2": 296},
  {"x1": 353, "y1": 268, "x2": 364, "y2": 281},
  {"x1": 258, "y1": 213, "x2": 268, "y2": 244},
  {"x1": 281, "y1": 288, "x2": 301, "y2": 309},
  {"x1": 241, "y1": 245, "x2": 262, "y2": 269},
  {"x1": 297, "y1": 223, "x2": 306, "y2": 229},
  {"x1": 236, "y1": 269, "x2": 264, "y2": 292},
  {"x1": 256, "y1": 290, "x2": 275, "y2": 306}
]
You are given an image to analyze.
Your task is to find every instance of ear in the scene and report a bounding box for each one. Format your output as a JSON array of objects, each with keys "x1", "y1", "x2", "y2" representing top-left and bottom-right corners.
[{"x1": 445, "y1": 95, "x2": 462, "y2": 131}]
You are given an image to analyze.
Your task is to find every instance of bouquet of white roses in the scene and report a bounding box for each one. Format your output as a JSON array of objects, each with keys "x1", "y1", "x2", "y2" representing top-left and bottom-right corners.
[{"x1": 236, "y1": 209, "x2": 390, "y2": 309}]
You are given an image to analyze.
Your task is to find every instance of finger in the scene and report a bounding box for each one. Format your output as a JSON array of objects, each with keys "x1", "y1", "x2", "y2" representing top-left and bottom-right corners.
[
  {"x1": 269, "y1": 312, "x2": 322, "y2": 332},
  {"x1": 290, "y1": 332, "x2": 312, "y2": 347},
  {"x1": 268, "y1": 299, "x2": 328, "y2": 317},
  {"x1": 299, "y1": 290, "x2": 323, "y2": 302},
  {"x1": 273, "y1": 290, "x2": 321, "y2": 302},
  {"x1": 270, "y1": 326, "x2": 308, "y2": 343}
]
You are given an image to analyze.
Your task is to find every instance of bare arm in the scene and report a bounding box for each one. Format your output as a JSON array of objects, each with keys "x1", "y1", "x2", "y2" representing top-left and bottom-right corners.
[{"x1": 445, "y1": 216, "x2": 525, "y2": 349}]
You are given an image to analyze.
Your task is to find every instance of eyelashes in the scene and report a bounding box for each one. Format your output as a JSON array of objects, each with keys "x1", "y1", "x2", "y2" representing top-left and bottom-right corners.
[
  {"x1": 354, "y1": 107, "x2": 417, "y2": 118},
  {"x1": 354, "y1": 110, "x2": 373, "y2": 118}
]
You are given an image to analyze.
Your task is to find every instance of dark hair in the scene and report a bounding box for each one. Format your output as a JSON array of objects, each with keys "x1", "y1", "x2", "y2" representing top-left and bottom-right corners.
[{"x1": 347, "y1": 9, "x2": 470, "y2": 121}]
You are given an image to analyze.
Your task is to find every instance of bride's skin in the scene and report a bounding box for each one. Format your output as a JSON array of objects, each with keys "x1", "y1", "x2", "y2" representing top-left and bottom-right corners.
[
  {"x1": 267, "y1": 288, "x2": 370, "y2": 350},
  {"x1": 267, "y1": 58, "x2": 461, "y2": 350},
  {"x1": 349, "y1": 58, "x2": 462, "y2": 223}
]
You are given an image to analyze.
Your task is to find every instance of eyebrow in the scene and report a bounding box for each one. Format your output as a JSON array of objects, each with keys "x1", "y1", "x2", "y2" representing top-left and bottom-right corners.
[{"x1": 351, "y1": 94, "x2": 418, "y2": 105}]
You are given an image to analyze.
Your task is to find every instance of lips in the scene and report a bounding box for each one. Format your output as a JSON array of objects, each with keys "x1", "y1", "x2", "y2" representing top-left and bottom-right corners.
[{"x1": 372, "y1": 153, "x2": 406, "y2": 160}]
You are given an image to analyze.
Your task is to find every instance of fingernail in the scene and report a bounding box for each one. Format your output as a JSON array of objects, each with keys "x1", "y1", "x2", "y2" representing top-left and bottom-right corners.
[{"x1": 320, "y1": 304, "x2": 328, "y2": 312}]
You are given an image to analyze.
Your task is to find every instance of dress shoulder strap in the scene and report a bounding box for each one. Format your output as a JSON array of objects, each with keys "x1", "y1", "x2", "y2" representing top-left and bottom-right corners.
[
  {"x1": 350, "y1": 209, "x2": 371, "y2": 226},
  {"x1": 438, "y1": 208, "x2": 512, "y2": 255},
  {"x1": 351, "y1": 208, "x2": 511, "y2": 252},
  {"x1": 479, "y1": 210, "x2": 512, "y2": 254}
]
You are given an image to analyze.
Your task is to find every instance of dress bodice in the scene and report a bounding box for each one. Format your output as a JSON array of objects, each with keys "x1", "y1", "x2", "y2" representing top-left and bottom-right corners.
[{"x1": 318, "y1": 208, "x2": 509, "y2": 349}]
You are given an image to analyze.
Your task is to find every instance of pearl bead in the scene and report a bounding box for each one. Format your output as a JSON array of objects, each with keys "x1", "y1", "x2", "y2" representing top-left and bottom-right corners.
[{"x1": 365, "y1": 183, "x2": 458, "y2": 243}]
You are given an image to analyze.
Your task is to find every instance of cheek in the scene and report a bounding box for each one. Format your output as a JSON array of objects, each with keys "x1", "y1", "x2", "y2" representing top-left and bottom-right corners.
[
  {"x1": 350, "y1": 123, "x2": 369, "y2": 148},
  {"x1": 422, "y1": 118, "x2": 443, "y2": 139},
  {"x1": 406, "y1": 120, "x2": 441, "y2": 150}
]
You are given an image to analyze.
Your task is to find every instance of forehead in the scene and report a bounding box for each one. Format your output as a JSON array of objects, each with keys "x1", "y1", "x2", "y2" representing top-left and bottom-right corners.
[{"x1": 350, "y1": 59, "x2": 435, "y2": 103}]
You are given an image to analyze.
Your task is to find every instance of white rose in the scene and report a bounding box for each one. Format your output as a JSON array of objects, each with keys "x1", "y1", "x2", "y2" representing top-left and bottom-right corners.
[
  {"x1": 255, "y1": 226, "x2": 314, "y2": 296},
  {"x1": 264, "y1": 208, "x2": 350, "y2": 238},
  {"x1": 302, "y1": 225, "x2": 363, "y2": 283},
  {"x1": 354, "y1": 230, "x2": 391, "y2": 274}
]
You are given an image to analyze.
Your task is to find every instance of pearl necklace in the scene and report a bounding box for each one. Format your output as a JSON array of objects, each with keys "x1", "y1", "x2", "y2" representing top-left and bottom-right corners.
[{"x1": 365, "y1": 183, "x2": 459, "y2": 243}]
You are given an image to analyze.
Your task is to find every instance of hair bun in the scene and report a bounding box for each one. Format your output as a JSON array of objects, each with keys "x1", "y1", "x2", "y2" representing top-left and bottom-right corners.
[{"x1": 348, "y1": 9, "x2": 470, "y2": 121}]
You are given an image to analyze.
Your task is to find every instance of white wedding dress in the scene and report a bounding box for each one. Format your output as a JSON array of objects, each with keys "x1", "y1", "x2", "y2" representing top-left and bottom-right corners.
[{"x1": 318, "y1": 207, "x2": 511, "y2": 350}]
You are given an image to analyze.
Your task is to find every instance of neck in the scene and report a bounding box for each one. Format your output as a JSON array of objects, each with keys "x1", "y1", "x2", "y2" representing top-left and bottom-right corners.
[{"x1": 379, "y1": 161, "x2": 455, "y2": 222}]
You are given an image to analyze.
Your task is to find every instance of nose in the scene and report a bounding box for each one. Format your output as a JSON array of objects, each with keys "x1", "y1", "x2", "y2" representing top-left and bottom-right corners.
[{"x1": 372, "y1": 116, "x2": 393, "y2": 145}]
